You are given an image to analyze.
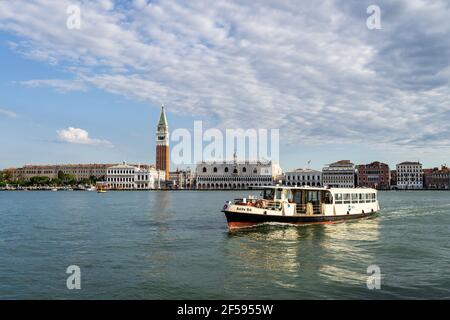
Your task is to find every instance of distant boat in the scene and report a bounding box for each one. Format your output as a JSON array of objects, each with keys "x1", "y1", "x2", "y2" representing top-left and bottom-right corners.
[
  {"x1": 97, "y1": 186, "x2": 107, "y2": 193},
  {"x1": 51, "y1": 188, "x2": 58, "y2": 192},
  {"x1": 86, "y1": 186, "x2": 96, "y2": 192}
]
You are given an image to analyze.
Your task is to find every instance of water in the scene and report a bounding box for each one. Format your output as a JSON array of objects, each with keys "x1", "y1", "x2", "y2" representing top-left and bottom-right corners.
[{"x1": 0, "y1": 190, "x2": 449, "y2": 299}]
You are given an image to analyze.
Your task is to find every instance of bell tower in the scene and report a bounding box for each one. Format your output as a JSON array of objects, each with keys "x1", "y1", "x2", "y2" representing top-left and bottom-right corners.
[{"x1": 156, "y1": 104, "x2": 169, "y2": 180}]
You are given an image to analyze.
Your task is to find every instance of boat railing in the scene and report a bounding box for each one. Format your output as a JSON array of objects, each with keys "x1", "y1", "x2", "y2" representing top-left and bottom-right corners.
[
  {"x1": 295, "y1": 203, "x2": 322, "y2": 215},
  {"x1": 264, "y1": 200, "x2": 283, "y2": 210},
  {"x1": 233, "y1": 198, "x2": 283, "y2": 210}
]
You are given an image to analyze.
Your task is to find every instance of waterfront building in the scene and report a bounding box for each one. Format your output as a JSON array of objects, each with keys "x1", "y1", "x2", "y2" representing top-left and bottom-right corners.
[
  {"x1": 195, "y1": 157, "x2": 282, "y2": 189},
  {"x1": 356, "y1": 161, "x2": 390, "y2": 189},
  {"x1": 390, "y1": 170, "x2": 397, "y2": 188},
  {"x1": 322, "y1": 160, "x2": 356, "y2": 188},
  {"x1": 156, "y1": 105, "x2": 169, "y2": 181},
  {"x1": 168, "y1": 169, "x2": 196, "y2": 189},
  {"x1": 6, "y1": 164, "x2": 116, "y2": 182},
  {"x1": 423, "y1": 166, "x2": 450, "y2": 189},
  {"x1": 284, "y1": 168, "x2": 322, "y2": 187},
  {"x1": 396, "y1": 161, "x2": 423, "y2": 189},
  {"x1": 106, "y1": 162, "x2": 165, "y2": 190}
]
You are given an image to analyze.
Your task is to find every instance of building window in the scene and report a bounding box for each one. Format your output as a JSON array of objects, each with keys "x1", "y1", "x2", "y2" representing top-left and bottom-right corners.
[
  {"x1": 213, "y1": 167, "x2": 217, "y2": 173},
  {"x1": 233, "y1": 168, "x2": 238, "y2": 174},
  {"x1": 203, "y1": 167, "x2": 207, "y2": 173},
  {"x1": 242, "y1": 167, "x2": 247, "y2": 173},
  {"x1": 253, "y1": 168, "x2": 257, "y2": 174},
  {"x1": 224, "y1": 167, "x2": 229, "y2": 173}
]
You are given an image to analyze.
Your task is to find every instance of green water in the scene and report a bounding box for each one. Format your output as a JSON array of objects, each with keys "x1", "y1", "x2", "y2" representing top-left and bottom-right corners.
[{"x1": 0, "y1": 190, "x2": 449, "y2": 299}]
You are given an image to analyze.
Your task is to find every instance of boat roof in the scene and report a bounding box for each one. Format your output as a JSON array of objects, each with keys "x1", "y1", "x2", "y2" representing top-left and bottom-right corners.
[{"x1": 259, "y1": 185, "x2": 377, "y2": 192}]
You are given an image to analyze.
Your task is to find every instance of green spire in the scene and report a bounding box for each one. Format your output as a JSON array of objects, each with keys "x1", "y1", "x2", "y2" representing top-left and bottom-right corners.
[{"x1": 158, "y1": 105, "x2": 168, "y2": 126}]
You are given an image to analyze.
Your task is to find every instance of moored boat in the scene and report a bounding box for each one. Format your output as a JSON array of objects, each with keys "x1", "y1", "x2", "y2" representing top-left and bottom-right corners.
[
  {"x1": 222, "y1": 186, "x2": 380, "y2": 231},
  {"x1": 97, "y1": 186, "x2": 107, "y2": 193}
]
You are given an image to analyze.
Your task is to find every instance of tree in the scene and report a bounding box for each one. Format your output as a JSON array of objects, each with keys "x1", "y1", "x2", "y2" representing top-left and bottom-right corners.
[
  {"x1": 58, "y1": 170, "x2": 65, "y2": 181},
  {"x1": 16, "y1": 179, "x2": 27, "y2": 186},
  {"x1": 0, "y1": 171, "x2": 6, "y2": 187},
  {"x1": 63, "y1": 174, "x2": 76, "y2": 185},
  {"x1": 29, "y1": 176, "x2": 51, "y2": 186},
  {"x1": 56, "y1": 171, "x2": 77, "y2": 185},
  {"x1": 1, "y1": 170, "x2": 13, "y2": 183}
]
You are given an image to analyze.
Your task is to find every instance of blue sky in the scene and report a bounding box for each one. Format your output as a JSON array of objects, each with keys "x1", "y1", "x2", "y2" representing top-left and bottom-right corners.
[{"x1": 1, "y1": 0, "x2": 450, "y2": 171}]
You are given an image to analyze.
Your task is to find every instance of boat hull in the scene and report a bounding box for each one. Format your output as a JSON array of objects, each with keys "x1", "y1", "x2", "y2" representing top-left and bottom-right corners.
[{"x1": 223, "y1": 210, "x2": 377, "y2": 231}]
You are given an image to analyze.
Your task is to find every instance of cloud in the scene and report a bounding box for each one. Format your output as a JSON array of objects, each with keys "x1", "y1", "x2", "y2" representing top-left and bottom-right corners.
[
  {"x1": 1, "y1": 0, "x2": 450, "y2": 150},
  {"x1": 56, "y1": 127, "x2": 113, "y2": 147},
  {"x1": 20, "y1": 79, "x2": 87, "y2": 92},
  {"x1": 0, "y1": 108, "x2": 18, "y2": 118}
]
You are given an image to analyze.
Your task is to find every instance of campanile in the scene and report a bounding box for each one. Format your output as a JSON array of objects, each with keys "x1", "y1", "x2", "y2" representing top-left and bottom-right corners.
[{"x1": 156, "y1": 105, "x2": 169, "y2": 180}]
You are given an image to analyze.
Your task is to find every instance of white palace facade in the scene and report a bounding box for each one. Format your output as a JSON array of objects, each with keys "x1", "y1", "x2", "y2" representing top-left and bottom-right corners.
[
  {"x1": 106, "y1": 162, "x2": 165, "y2": 190},
  {"x1": 195, "y1": 159, "x2": 282, "y2": 189}
]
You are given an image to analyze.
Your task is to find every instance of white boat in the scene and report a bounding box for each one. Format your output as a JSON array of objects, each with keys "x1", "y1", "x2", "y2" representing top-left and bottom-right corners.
[
  {"x1": 222, "y1": 186, "x2": 380, "y2": 231},
  {"x1": 51, "y1": 188, "x2": 58, "y2": 192},
  {"x1": 85, "y1": 186, "x2": 96, "y2": 191}
]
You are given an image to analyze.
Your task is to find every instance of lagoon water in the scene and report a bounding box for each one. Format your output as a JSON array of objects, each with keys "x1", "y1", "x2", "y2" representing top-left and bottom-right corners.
[{"x1": 0, "y1": 190, "x2": 449, "y2": 299}]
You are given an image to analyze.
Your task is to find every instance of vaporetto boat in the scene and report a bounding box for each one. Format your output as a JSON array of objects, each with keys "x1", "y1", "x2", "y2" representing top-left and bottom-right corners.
[{"x1": 222, "y1": 186, "x2": 380, "y2": 231}]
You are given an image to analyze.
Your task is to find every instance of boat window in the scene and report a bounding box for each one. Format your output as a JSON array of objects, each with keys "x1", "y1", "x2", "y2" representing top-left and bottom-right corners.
[
  {"x1": 293, "y1": 190, "x2": 302, "y2": 204},
  {"x1": 275, "y1": 189, "x2": 283, "y2": 201},
  {"x1": 359, "y1": 193, "x2": 364, "y2": 203},
  {"x1": 365, "y1": 193, "x2": 370, "y2": 203},
  {"x1": 263, "y1": 189, "x2": 275, "y2": 200},
  {"x1": 323, "y1": 192, "x2": 333, "y2": 204},
  {"x1": 306, "y1": 191, "x2": 319, "y2": 205},
  {"x1": 335, "y1": 193, "x2": 343, "y2": 204},
  {"x1": 286, "y1": 189, "x2": 294, "y2": 202},
  {"x1": 351, "y1": 193, "x2": 358, "y2": 203},
  {"x1": 372, "y1": 193, "x2": 376, "y2": 202},
  {"x1": 343, "y1": 194, "x2": 351, "y2": 204}
]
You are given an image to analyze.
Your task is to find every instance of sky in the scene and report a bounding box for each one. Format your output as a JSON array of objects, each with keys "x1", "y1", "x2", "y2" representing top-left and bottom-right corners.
[{"x1": 1, "y1": 0, "x2": 450, "y2": 171}]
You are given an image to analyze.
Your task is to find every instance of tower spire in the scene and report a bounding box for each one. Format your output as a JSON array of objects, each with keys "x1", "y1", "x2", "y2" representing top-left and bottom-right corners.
[{"x1": 158, "y1": 104, "x2": 168, "y2": 126}]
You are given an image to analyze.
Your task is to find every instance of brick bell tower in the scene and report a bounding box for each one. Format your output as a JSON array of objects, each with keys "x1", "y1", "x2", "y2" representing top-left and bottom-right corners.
[{"x1": 156, "y1": 104, "x2": 169, "y2": 180}]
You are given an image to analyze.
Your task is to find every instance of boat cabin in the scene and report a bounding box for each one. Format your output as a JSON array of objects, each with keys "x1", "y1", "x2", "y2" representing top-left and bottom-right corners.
[{"x1": 233, "y1": 186, "x2": 378, "y2": 216}]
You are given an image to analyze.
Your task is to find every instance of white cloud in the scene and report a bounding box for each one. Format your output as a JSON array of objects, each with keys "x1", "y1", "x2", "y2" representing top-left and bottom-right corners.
[
  {"x1": 0, "y1": 0, "x2": 450, "y2": 150},
  {"x1": 57, "y1": 127, "x2": 113, "y2": 147},
  {"x1": 20, "y1": 79, "x2": 87, "y2": 92},
  {"x1": 0, "y1": 108, "x2": 18, "y2": 118},
  {"x1": 99, "y1": 0, "x2": 114, "y2": 11}
]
